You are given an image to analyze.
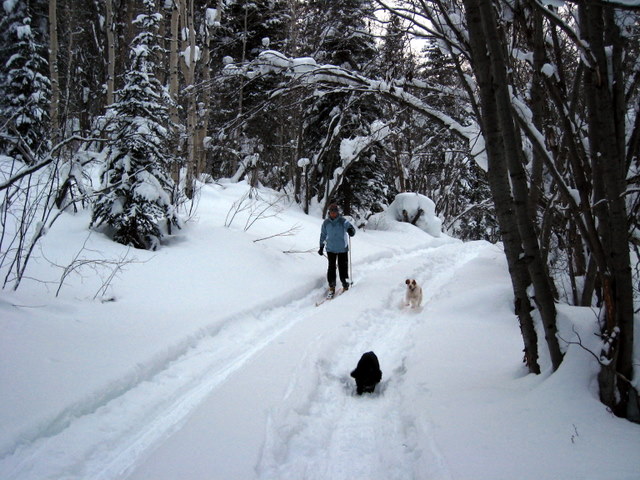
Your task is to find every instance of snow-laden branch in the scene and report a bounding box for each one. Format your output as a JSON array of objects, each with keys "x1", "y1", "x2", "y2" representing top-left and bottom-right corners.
[
  {"x1": 0, "y1": 135, "x2": 105, "y2": 192},
  {"x1": 340, "y1": 120, "x2": 392, "y2": 163},
  {"x1": 511, "y1": 94, "x2": 582, "y2": 213},
  {"x1": 230, "y1": 50, "x2": 486, "y2": 170},
  {"x1": 530, "y1": 0, "x2": 600, "y2": 70},
  {"x1": 510, "y1": 93, "x2": 610, "y2": 271}
]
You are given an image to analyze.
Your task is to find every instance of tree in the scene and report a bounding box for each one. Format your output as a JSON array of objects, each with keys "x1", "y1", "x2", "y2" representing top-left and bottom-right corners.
[
  {"x1": 0, "y1": 0, "x2": 51, "y2": 164},
  {"x1": 374, "y1": 0, "x2": 639, "y2": 420},
  {"x1": 49, "y1": 0, "x2": 60, "y2": 143},
  {"x1": 208, "y1": 0, "x2": 293, "y2": 184},
  {"x1": 576, "y1": 1, "x2": 637, "y2": 421},
  {"x1": 416, "y1": 39, "x2": 496, "y2": 242},
  {"x1": 300, "y1": 0, "x2": 385, "y2": 218},
  {"x1": 91, "y1": 0, "x2": 180, "y2": 250}
]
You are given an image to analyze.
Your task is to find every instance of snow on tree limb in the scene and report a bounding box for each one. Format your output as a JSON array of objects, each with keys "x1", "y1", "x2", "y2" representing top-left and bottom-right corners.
[{"x1": 228, "y1": 49, "x2": 488, "y2": 171}]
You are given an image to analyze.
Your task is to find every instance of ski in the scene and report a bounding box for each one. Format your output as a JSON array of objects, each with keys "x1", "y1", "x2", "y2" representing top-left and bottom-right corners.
[{"x1": 315, "y1": 287, "x2": 346, "y2": 307}]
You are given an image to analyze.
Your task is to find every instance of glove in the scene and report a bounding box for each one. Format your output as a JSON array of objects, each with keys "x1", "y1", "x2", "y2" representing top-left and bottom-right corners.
[
  {"x1": 347, "y1": 226, "x2": 355, "y2": 237},
  {"x1": 318, "y1": 246, "x2": 324, "y2": 256}
]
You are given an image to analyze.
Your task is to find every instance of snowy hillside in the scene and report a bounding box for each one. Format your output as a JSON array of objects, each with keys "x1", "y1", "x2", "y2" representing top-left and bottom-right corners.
[{"x1": 1, "y1": 181, "x2": 639, "y2": 480}]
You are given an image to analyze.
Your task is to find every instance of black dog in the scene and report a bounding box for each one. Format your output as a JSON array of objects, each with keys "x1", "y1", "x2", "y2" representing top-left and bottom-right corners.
[{"x1": 350, "y1": 351, "x2": 382, "y2": 395}]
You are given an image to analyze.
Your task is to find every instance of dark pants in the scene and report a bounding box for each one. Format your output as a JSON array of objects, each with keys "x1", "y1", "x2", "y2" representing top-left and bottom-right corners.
[{"x1": 327, "y1": 251, "x2": 349, "y2": 288}]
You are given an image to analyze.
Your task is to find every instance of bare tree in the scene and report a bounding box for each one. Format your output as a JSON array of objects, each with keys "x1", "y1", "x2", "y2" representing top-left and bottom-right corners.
[
  {"x1": 373, "y1": 0, "x2": 639, "y2": 420},
  {"x1": 105, "y1": 0, "x2": 115, "y2": 106},
  {"x1": 49, "y1": 0, "x2": 60, "y2": 144}
]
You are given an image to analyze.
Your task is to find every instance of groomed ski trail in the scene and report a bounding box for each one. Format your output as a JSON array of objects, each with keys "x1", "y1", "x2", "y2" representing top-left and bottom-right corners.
[
  {"x1": 256, "y1": 241, "x2": 483, "y2": 480},
  {"x1": 0, "y1": 292, "x2": 323, "y2": 480},
  {"x1": 1, "y1": 239, "x2": 481, "y2": 480}
]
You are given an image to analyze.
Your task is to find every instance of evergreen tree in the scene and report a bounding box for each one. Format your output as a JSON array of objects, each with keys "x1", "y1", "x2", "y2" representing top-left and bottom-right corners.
[
  {"x1": 436, "y1": 153, "x2": 498, "y2": 242},
  {"x1": 340, "y1": 151, "x2": 395, "y2": 224},
  {"x1": 91, "y1": 0, "x2": 180, "y2": 250},
  {"x1": 305, "y1": 0, "x2": 377, "y2": 70},
  {"x1": 208, "y1": 0, "x2": 292, "y2": 181},
  {"x1": 377, "y1": 13, "x2": 412, "y2": 82},
  {"x1": 417, "y1": 39, "x2": 496, "y2": 241},
  {"x1": 301, "y1": 0, "x2": 386, "y2": 218},
  {"x1": 0, "y1": 0, "x2": 51, "y2": 164}
]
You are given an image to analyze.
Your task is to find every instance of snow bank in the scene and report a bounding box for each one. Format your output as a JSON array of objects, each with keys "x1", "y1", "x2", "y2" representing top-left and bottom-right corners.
[
  {"x1": 1, "y1": 181, "x2": 639, "y2": 480},
  {"x1": 367, "y1": 192, "x2": 443, "y2": 237}
]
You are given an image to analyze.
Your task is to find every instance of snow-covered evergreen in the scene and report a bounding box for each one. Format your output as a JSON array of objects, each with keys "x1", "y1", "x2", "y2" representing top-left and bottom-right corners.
[
  {"x1": 91, "y1": 0, "x2": 180, "y2": 250},
  {"x1": 0, "y1": 0, "x2": 51, "y2": 164}
]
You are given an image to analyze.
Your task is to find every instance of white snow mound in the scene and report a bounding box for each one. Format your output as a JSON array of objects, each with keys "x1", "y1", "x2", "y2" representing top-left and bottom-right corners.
[{"x1": 367, "y1": 192, "x2": 443, "y2": 237}]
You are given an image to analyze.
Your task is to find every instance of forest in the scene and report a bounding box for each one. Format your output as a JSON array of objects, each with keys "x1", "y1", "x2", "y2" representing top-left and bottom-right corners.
[{"x1": 0, "y1": 0, "x2": 639, "y2": 421}]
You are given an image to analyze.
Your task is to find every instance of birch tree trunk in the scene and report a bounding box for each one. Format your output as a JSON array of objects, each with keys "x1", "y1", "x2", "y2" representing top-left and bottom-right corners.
[
  {"x1": 167, "y1": 0, "x2": 181, "y2": 187},
  {"x1": 195, "y1": 2, "x2": 222, "y2": 179},
  {"x1": 48, "y1": 0, "x2": 60, "y2": 143},
  {"x1": 183, "y1": 0, "x2": 197, "y2": 198},
  {"x1": 105, "y1": 0, "x2": 115, "y2": 107},
  {"x1": 169, "y1": 0, "x2": 180, "y2": 126}
]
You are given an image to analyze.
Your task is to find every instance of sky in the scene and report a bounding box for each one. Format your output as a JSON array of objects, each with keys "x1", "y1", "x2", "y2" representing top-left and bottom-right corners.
[{"x1": 0, "y1": 180, "x2": 639, "y2": 480}]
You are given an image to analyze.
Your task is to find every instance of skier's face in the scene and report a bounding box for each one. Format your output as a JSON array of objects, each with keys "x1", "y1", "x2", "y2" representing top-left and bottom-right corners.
[{"x1": 329, "y1": 209, "x2": 338, "y2": 219}]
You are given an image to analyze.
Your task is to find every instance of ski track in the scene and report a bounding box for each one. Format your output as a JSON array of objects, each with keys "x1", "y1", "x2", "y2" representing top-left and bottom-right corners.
[
  {"x1": 0, "y1": 241, "x2": 479, "y2": 480},
  {"x1": 256, "y1": 241, "x2": 480, "y2": 480},
  {"x1": 1, "y1": 293, "x2": 319, "y2": 479}
]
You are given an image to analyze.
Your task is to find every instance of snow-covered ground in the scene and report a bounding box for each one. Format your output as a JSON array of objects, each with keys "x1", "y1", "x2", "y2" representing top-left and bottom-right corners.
[{"x1": 1, "y1": 181, "x2": 639, "y2": 480}]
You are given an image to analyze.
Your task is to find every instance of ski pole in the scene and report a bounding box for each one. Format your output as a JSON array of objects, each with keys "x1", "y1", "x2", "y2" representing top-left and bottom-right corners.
[{"x1": 349, "y1": 236, "x2": 353, "y2": 286}]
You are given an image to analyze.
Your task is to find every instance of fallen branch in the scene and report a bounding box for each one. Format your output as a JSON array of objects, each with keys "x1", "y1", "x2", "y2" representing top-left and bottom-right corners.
[
  {"x1": 39, "y1": 233, "x2": 144, "y2": 299},
  {"x1": 282, "y1": 248, "x2": 316, "y2": 254},
  {"x1": 253, "y1": 224, "x2": 301, "y2": 243}
]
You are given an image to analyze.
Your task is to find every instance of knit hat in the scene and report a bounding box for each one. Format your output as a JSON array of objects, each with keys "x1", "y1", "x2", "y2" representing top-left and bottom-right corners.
[{"x1": 328, "y1": 203, "x2": 339, "y2": 213}]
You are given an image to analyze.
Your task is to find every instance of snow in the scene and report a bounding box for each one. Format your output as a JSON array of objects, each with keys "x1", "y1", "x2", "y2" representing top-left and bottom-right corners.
[
  {"x1": 0, "y1": 181, "x2": 639, "y2": 480},
  {"x1": 541, "y1": 63, "x2": 556, "y2": 78},
  {"x1": 297, "y1": 157, "x2": 311, "y2": 168},
  {"x1": 15, "y1": 24, "x2": 32, "y2": 40},
  {"x1": 291, "y1": 57, "x2": 317, "y2": 75},
  {"x1": 258, "y1": 50, "x2": 291, "y2": 74},
  {"x1": 205, "y1": 8, "x2": 220, "y2": 27},
  {"x1": 368, "y1": 192, "x2": 443, "y2": 238},
  {"x1": 2, "y1": 0, "x2": 19, "y2": 14},
  {"x1": 181, "y1": 45, "x2": 201, "y2": 68},
  {"x1": 339, "y1": 120, "x2": 391, "y2": 163}
]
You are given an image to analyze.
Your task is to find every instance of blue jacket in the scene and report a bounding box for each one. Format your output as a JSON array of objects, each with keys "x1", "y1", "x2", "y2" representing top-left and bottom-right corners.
[{"x1": 320, "y1": 216, "x2": 355, "y2": 253}]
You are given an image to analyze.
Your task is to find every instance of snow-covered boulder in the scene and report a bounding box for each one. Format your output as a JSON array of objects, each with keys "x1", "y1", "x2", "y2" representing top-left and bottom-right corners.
[{"x1": 367, "y1": 192, "x2": 442, "y2": 237}]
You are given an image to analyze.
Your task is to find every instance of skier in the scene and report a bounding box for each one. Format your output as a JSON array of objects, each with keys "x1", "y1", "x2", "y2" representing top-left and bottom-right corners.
[{"x1": 318, "y1": 203, "x2": 355, "y2": 298}]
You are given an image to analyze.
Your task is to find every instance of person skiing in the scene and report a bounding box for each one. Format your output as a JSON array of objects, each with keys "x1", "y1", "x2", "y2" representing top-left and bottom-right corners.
[{"x1": 319, "y1": 203, "x2": 355, "y2": 298}]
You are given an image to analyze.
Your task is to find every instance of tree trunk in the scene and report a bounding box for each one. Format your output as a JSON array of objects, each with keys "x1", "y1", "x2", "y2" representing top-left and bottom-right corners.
[
  {"x1": 169, "y1": 0, "x2": 180, "y2": 126},
  {"x1": 462, "y1": 0, "x2": 541, "y2": 374},
  {"x1": 168, "y1": 0, "x2": 181, "y2": 186},
  {"x1": 195, "y1": 2, "x2": 220, "y2": 179},
  {"x1": 476, "y1": 0, "x2": 563, "y2": 371},
  {"x1": 48, "y1": 0, "x2": 60, "y2": 143},
  {"x1": 105, "y1": 0, "x2": 115, "y2": 107},
  {"x1": 181, "y1": 0, "x2": 197, "y2": 197},
  {"x1": 527, "y1": 4, "x2": 544, "y2": 225},
  {"x1": 580, "y1": 3, "x2": 638, "y2": 422}
]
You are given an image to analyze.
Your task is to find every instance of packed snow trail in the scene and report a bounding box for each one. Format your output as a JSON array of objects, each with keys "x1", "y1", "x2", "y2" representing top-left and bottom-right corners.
[
  {"x1": 255, "y1": 242, "x2": 479, "y2": 480},
  {"x1": 0, "y1": 292, "x2": 324, "y2": 480},
  {"x1": 0, "y1": 239, "x2": 478, "y2": 480}
]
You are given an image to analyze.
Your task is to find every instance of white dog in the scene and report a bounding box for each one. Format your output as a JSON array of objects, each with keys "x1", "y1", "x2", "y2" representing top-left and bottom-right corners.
[{"x1": 405, "y1": 279, "x2": 423, "y2": 308}]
